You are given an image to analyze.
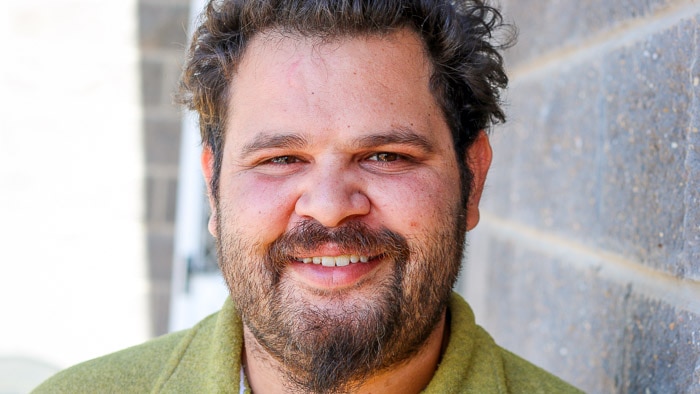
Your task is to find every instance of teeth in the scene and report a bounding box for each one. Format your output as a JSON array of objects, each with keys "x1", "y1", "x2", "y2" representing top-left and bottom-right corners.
[
  {"x1": 336, "y1": 256, "x2": 350, "y2": 267},
  {"x1": 298, "y1": 254, "x2": 370, "y2": 267}
]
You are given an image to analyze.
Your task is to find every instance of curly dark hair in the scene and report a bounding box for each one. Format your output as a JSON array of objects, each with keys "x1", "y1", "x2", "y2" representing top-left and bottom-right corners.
[{"x1": 179, "y1": 0, "x2": 515, "y2": 200}]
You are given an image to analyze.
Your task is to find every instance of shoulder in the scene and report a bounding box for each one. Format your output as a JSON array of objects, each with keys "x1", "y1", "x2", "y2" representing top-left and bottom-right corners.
[
  {"x1": 437, "y1": 293, "x2": 582, "y2": 393},
  {"x1": 30, "y1": 309, "x2": 226, "y2": 394},
  {"x1": 496, "y1": 347, "x2": 584, "y2": 393},
  {"x1": 33, "y1": 299, "x2": 244, "y2": 393},
  {"x1": 32, "y1": 329, "x2": 190, "y2": 393}
]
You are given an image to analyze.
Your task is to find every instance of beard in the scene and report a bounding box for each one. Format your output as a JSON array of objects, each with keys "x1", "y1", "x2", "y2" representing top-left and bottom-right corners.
[{"x1": 216, "y1": 205, "x2": 466, "y2": 393}]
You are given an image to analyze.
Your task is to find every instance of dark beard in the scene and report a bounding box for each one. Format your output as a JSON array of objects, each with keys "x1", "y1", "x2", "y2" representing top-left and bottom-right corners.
[{"x1": 217, "y1": 216, "x2": 465, "y2": 393}]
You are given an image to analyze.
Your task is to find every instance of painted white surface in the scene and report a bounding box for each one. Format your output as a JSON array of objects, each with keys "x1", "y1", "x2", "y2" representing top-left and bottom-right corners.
[{"x1": 0, "y1": 0, "x2": 149, "y2": 373}]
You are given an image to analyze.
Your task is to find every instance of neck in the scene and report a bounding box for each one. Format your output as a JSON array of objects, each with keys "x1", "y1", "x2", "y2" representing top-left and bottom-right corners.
[{"x1": 242, "y1": 311, "x2": 448, "y2": 394}]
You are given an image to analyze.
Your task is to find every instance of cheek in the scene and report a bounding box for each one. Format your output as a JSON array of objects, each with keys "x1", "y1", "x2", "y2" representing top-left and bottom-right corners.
[
  {"x1": 218, "y1": 174, "x2": 298, "y2": 240},
  {"x1": 368, "y1": 171, "x2": 461, "y2": 233}
]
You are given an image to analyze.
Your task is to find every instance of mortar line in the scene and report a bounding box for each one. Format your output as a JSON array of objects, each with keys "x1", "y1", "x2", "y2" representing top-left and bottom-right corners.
[
  {"x1": 509, "y1": 1, "x2": 700, "y2": 82},
  {"x1": 479, "y1": 213, "x2": 700, "y2": 315}
]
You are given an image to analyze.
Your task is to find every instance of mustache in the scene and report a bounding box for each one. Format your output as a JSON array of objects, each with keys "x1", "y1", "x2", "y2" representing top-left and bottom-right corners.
[{"x1": 267, "y1": 220, "x2": 410, "y2": 266}]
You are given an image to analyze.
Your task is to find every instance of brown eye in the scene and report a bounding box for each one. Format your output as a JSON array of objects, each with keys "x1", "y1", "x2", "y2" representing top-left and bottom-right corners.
[
  {"x1": 370, "y1": 152, "x2": 399, "y2": 162},
  {"x1": 268, "y1": 156, "x2": 299, "y2": 165}
]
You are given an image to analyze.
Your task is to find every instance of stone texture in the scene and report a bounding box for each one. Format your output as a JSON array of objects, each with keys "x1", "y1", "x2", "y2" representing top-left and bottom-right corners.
[
  {"x1": 138, "y1": 3, "x2": 189, "y2": 51},
  {"x1": 145, "y1": 175, "x2": 157, "y2": 222},
  {"x1": 147, "y1": 233, "x2": 174, "y2": 281},
  {"x1": 502, "y1": 0, "x2": 673, "y2": 67},
  {"x1": 495, "y1": 62, "x2": 604, "y2": 246},
  {"x1": 478, "y1": 236, "x2": 700, "y2": 393},
  {"x1": 620, "y1": 296, "x2": 700, "y2": 394},
  {"x1": 477, "y1": 9, "x2": 700, "y2": 393},
  {"x1": 141, "y1": 58, "x2": 164, "y2": 107},
  {"x1": 145, "y1": 175, "x2": 179, "y2": 224},
  {"x1": 138, "y1": 0, "x2": 190, "y2": 336},
  {"x1": 149, "y1": 282, "x2": 172, "y2": 337},
  {"x1": 165, "y1": 177, "x2": 179, "y2": 224},
  {"x1": 144, "y1": 117, "x2": 181, "y2": 165},
  {"x1": 480, "y1": 241, "x2": 627, "y2": 393},
  {"x1": 600, "y1": 20, "x2": 694, "y2": 277},
  {"x1": 683, "y1": 17, "x2": 700, "y2": 279}
]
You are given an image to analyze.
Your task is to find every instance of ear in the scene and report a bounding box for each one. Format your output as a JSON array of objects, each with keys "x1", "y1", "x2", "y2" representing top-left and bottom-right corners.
[
  {"x1": 201, "y1": 147, "x2": 218, "y2": 238},
  {"x1": 465, "y1": 131, "x2": 492, "y2": 231}
]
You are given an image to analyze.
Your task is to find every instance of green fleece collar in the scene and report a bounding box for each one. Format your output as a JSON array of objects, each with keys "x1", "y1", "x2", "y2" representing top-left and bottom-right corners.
[{"x1": 158, "y1": 293, "x2": 504, "y2": 393}]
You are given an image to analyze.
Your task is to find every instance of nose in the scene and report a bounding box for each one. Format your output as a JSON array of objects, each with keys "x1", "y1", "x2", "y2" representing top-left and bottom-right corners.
[{"x1": 294, "y1": 163, "x2": 370, "y2": 227}]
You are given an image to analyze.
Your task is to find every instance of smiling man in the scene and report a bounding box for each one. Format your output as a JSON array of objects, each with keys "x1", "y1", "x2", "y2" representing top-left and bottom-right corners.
[
  {"x1": 34, "y1": 1, "x2": 580, "y2": 393},
  {"x1": 211, "y1": 28, "x2": 473, "y2": 393}
]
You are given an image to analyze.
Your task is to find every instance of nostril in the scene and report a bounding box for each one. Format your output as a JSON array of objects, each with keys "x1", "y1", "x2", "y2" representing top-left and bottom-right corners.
[{"x1": 294, "y1": 185, "x2": 370, "y2": 228}]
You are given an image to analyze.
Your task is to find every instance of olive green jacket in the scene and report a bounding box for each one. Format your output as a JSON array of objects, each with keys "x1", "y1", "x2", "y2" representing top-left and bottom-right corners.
[{"x1": 33, "y1": 293, "x2": 581, "y2": 393}]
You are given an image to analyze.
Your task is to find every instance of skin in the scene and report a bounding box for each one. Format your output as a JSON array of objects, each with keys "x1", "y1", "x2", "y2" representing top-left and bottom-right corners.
[{"x1": 202, "y1": 28, "x2": 492, "y2": 393}]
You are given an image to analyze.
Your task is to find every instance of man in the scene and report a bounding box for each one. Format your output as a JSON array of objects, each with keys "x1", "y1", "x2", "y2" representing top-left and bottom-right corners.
[{"x1": 35, "y1": 0, "x2": 581, "y2": 392}]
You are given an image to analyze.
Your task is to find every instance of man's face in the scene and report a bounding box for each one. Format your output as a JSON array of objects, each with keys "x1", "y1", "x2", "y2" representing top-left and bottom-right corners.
[{"x1": 204, "y1": 29, "x2": 477, "y2": 392}]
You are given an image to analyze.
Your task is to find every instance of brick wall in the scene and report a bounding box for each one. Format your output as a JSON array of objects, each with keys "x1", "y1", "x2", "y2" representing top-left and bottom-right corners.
[
  {"x1": 138, "y1": 0, "x2": 190, "y2": 336},
  {"x1": 460, "y1": 1, "x2": 700, "y2": 392}
]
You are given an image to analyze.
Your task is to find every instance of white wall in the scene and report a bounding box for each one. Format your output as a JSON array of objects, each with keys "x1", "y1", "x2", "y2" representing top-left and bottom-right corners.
[{"x1": 0, "y1": 0, "x2": 149, "y2": 385}]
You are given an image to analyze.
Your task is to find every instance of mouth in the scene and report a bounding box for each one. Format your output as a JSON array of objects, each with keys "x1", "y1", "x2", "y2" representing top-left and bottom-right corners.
[
  {"x1": 294, "y1": 254, "x2": 375, "y2": 267},
  {"x1": 288, "y1": 252, "x2": 387, "y2": 290}
]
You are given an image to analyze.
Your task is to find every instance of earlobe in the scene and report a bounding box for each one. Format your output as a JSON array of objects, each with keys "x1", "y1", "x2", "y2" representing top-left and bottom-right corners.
[
  {"x1": 465, "y1": 131, "x2": 493, "y2": 231},
  {"x1": 201, "y1": 148, "x2": 219, "y2": 237}
]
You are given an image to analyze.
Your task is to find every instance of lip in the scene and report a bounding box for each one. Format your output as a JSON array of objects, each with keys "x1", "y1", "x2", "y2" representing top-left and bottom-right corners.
[{"x1": 287, "y1": 255, "x2": 386, "y2": 290}]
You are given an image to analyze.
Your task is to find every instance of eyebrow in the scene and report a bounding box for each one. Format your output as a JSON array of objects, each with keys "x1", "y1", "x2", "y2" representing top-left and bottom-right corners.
[
  {"x1": 240, "y1": 133, "x2": 309, "y2": 158},
  {"x1": 239, "y1": 126, "x2": 436, "y2": 158},
  {"x1": 352, "y1": 127, "x2": 435, "y2": 153}
]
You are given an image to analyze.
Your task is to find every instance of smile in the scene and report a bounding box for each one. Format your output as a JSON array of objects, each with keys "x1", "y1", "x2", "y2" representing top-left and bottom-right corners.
[{"x1": 295, "y1": 255, "x2": 371, "y2": 267}]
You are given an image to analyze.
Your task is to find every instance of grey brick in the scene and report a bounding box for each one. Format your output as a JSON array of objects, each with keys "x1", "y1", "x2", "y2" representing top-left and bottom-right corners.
[
  {"x1": 478, "y1": 237, "x2": 700, "y2": 393},
  {"x1": 480, "y1": 242, "x2": 628, "y2": 392},
  {"x1": 138, "y1": 3, "x2": 189, "y2": 51},
  {"x1": 149, "y1": 282, "x2": 171, "y2": 337},
  {"x1": 147, "y1": 233, "x2": 174, "y2": 281},
  {"x1": 683, "y1": 18, "x2": 700, "y2": 279},
  {"x1": 620, "y1": 296, "x2": 700, "y2": 394},
  {"x1": 144, "y1": 117, "x2": 181, "y2": 165},
  {"x1": 483, "y1": 76, "x2": 552, "y2": 218},
  {"x1": 145, "y1": 175, "x2": 157, "y2": 222},
  {"x1": 474, "y1": 6, "x2": 700, "y2": 394},
  {"x1": 685, "y1": 166, "x2": 700, "y2": 279},
  {"x1": 490, "y1": 62, "x2": 604, "y2": 244},
  {"x1": 141, "y1": 58, "x2": 164, "y2": 107},
  {"x1": 138, "y1": 0, "x2": 189, "y2": 340},
  {"x1": 599, "y1": 20, "x2": 695, "y2": 277},
  {"x1": 163, "y1": 61, "x2": 186, "y2": 110},
  {"x1": 502, "y1": 0, "x2": 672, "y2": 67},
  {"x1": 145, "y1": 175, "x2": 178, "y2": 224},
  {"x1": 165, "y1": 177, "x2": 179, "y2": 223}
]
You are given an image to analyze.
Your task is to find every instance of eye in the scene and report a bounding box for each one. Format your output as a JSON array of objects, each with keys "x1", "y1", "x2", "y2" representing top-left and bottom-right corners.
[
  {"x1": 252, "y1": 155, "x2": 306, "y2": 176},
  {"x1": 367, "y1": 152, "x2": 400, "y2": 162},
  {"x1": 361, "y1": 151, "x2": 420, "y2": 174},
  {"x1": 266, "y1": 156, "x2": 302, "y2": 165}
]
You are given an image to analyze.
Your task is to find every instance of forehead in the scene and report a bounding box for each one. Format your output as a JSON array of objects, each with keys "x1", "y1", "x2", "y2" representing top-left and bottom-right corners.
[
  {"x1": 225, "y1": 28, "x2": 447, "y2": 149},
  {"x1": 237, "y1": 27, "x2": 431, "y2": 75}
]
